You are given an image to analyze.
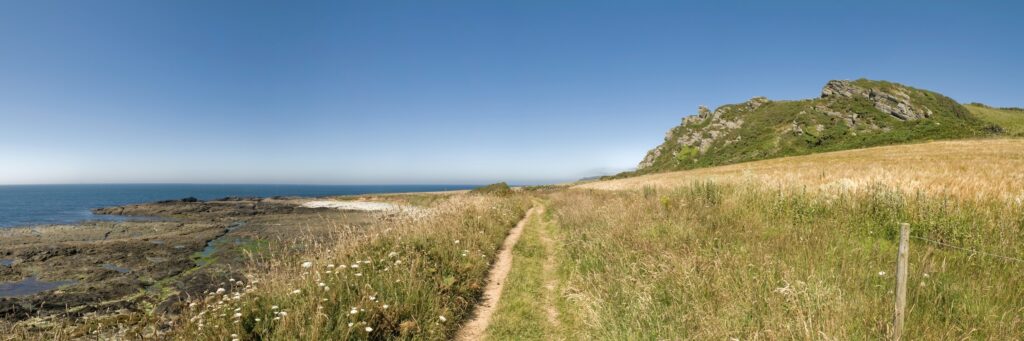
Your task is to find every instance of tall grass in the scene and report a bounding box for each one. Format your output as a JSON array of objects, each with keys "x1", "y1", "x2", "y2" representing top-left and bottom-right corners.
[
  {"x1": 583, "y1": 139, "x2": 1024, "y2": 203},
  {"x1": 545, "y1": 183, "x2": 1023, "y2": 339},
  {"x1": 965, "y1": 104, "x2": 1024, "y2": 136},
  {"x1": 170, "y1": 194, "x2": 531, "y2": 340}
]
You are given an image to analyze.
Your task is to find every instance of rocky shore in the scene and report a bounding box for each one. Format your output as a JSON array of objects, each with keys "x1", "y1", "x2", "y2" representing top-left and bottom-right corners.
[{"x1": 0, "y1": 196, "x2": 388, "y2": 334}]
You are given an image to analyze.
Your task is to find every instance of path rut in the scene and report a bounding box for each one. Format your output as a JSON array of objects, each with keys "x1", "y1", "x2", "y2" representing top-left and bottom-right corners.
[{"x1": 455, "y1": 205, "x2": 542, "y2": 341}]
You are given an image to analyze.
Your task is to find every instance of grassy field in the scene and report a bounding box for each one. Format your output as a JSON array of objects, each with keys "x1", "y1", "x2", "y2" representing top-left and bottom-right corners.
[
  {"x1": 965, "y1": 104, "x2": 1024, "y2": 136},
  {"x1": 480, "y1": 139, "x2": 1024, "y2": 340},
  {"x1": 481, "y1": 183, "x2": 1024, "y2": 339},
  {"x1": 485, "y1": 183, "x2": 1024, "y2": 339},
  {"x1": 581, "y1": 138, "x2": 1024, "y2": 202}
]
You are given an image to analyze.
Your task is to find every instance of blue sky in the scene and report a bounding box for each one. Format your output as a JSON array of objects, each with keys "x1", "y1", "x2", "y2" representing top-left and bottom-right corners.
[{"x1": 1, "y1": 1, "x2": 1020, "y2": 185}]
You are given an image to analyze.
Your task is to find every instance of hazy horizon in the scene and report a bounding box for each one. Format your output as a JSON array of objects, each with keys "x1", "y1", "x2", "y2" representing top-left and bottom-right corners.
[{"x1": 2, "y1": 1, "x2": 1021, "y2": 185}]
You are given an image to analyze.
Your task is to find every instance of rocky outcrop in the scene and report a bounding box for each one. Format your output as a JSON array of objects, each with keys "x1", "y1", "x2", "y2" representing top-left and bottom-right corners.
[
  {"x1": 821, "y1": 80, "x2": 932, "y2": 121},
  {"x1": 634, "y1": 78, "x2": 988, "y2": 173},
  {"x1": 638, "y1": 145, "x2": 662, "y2": 169},
  {"x1": 639, "y1": 98, "x2": 758, "y2": 169}
]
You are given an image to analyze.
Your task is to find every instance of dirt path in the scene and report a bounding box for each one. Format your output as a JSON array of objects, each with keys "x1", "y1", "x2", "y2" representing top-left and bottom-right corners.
[{"x1": 455, "y1": 205, "x2": 542, "y2": 341}]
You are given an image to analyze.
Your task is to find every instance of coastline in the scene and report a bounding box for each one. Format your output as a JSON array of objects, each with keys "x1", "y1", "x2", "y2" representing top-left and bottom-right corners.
[
  {"x1": 0, "y1": 184, "x2": 477, "y2": 229},
  {"x1": 0, "y1": 193, "x2": 429, "y2": 333}
]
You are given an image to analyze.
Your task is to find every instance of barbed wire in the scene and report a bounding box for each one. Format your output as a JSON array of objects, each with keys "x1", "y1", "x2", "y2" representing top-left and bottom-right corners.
[{"x1": 910, "y1": 235, "x2": 1024, "y2": 264}]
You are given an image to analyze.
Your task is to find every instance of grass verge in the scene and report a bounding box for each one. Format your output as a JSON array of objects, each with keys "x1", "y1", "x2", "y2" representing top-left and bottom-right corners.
[{"x1": 171, "y1": 194, "x2": 531, "y2": 340}]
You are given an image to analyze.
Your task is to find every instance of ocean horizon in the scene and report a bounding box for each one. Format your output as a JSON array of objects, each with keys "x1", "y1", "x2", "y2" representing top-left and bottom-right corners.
[{"x1": 0, "y1": 184, "x2": 479, "y2": 228}]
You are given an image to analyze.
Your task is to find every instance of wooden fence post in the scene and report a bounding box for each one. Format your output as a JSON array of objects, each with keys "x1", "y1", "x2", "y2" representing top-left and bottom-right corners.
[{"x1": 893, "y1": 223, "x2": 910, "y2": 340}]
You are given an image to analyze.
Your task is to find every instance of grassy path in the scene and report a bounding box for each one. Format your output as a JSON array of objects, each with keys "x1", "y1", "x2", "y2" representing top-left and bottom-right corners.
[
  {"x1": 455, "y1": 204, "x2": 543, "y2": 340},
  {"x1": 539, "y1": 210, "x2": 560, "y2": 330},
  {"x1": 485, "y1": 203, "x2": 564, "y2": 340}
]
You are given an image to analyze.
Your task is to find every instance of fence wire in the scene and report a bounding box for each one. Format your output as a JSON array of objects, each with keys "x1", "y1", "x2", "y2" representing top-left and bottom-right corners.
[{"x1": 910, "y1": 235, "x2": 1024, "y2": 264}]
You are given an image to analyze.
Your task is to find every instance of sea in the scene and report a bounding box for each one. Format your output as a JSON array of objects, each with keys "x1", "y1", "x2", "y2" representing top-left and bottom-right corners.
[{"x1": 0, "y1": 184, "x2": 477, "y2": 228}]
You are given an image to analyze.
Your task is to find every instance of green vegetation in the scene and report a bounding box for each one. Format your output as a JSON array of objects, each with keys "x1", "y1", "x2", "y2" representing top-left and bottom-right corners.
[
  {"x1": 470, "y1": 182, "x2": 513, "y2": 196},
  {"x1": 486, "y1": 207, "x2": 561, "y2": 340},
  {"x1": 173, "y1": 194, "x2": 531, "y2": 340},
  {"x1": 965, "y1": 103, "x2": 1024, "y2": 136},
  {"x1": 513, "y1": 183, "x2": 1024, "y2": 339},
  {"x1": 629, "y1": 79, "x2": 1000, "y2": 176}
]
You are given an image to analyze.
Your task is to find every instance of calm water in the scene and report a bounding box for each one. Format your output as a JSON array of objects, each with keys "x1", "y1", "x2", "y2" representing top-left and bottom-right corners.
[{"x1": 0, "y1": 184, "x2": 475, "y2": 228}]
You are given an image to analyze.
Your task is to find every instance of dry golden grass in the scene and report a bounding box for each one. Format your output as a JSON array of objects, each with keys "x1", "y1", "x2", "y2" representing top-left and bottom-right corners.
[
  {"x1": 535, "y1": 183, "x2": 1024, "y2": 339},
  {"x1": 580, "y1": 139, "x2": 1024, "y2": 202}
]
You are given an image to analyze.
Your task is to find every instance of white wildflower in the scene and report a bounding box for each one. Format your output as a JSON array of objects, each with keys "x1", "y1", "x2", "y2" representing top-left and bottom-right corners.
[
  {"x1": 301, "y1": 261, "x2": 313, "y2": 268},
  {"x1": 216, "y1": 288, "x2": 226, "y2": 294},
  {"x1": 439, "y1": 315, "x2": 447, "y2": 322},
  {"x1": 365, "y1": 327, "x2": 373, "y2": 332},
  {"x1": 878, "y1": 271, "x2": 886, "y2": 276}
]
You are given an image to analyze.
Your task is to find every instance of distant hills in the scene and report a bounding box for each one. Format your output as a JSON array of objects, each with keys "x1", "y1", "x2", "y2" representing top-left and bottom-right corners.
[{"x1": 629, "y1": 79, "x2": 1022, "y2": 175}]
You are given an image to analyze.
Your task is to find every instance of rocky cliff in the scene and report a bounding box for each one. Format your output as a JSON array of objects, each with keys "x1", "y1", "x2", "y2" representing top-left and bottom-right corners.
[{"x1": 636, "y1": 79, "x2": 996, "y2": 173}]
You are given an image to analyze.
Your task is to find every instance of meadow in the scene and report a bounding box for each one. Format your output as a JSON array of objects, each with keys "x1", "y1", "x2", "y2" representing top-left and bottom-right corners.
[
  {"x1": 581, "y1": 139, "x2": 1024, "y2": 203},
  {"x1": 487, "y1": 184, "x2": 1024, "y2": 339}
]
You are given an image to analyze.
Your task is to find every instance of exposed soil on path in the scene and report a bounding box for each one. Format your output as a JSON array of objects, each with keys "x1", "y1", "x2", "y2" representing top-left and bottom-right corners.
[{"x1": 456, "y1": 205, "x2": 542, "y2": 341}]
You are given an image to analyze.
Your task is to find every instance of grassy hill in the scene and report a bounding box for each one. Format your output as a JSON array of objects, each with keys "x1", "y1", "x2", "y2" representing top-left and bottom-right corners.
[
  {"x1": 631, "y1": 79, "x2": 1000, "y2": 175},
  {"x1": 965, "y1": 103, "x2": 1024, "y2": 136}
]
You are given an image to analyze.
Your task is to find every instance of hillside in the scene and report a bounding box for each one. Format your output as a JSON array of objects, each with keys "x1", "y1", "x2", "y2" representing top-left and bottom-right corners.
[
  {"x1": 634, "y1": 79, "x2": 999, "y2": 174},
  {"x1": 965, "y1": 103, "x2": 1024, "y2": 136}
]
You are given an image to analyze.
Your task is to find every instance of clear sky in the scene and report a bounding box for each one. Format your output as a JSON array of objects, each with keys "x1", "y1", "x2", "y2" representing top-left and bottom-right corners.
[{"x1": 1, "y1": 1, "x2": 1021, "y2": 185}]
